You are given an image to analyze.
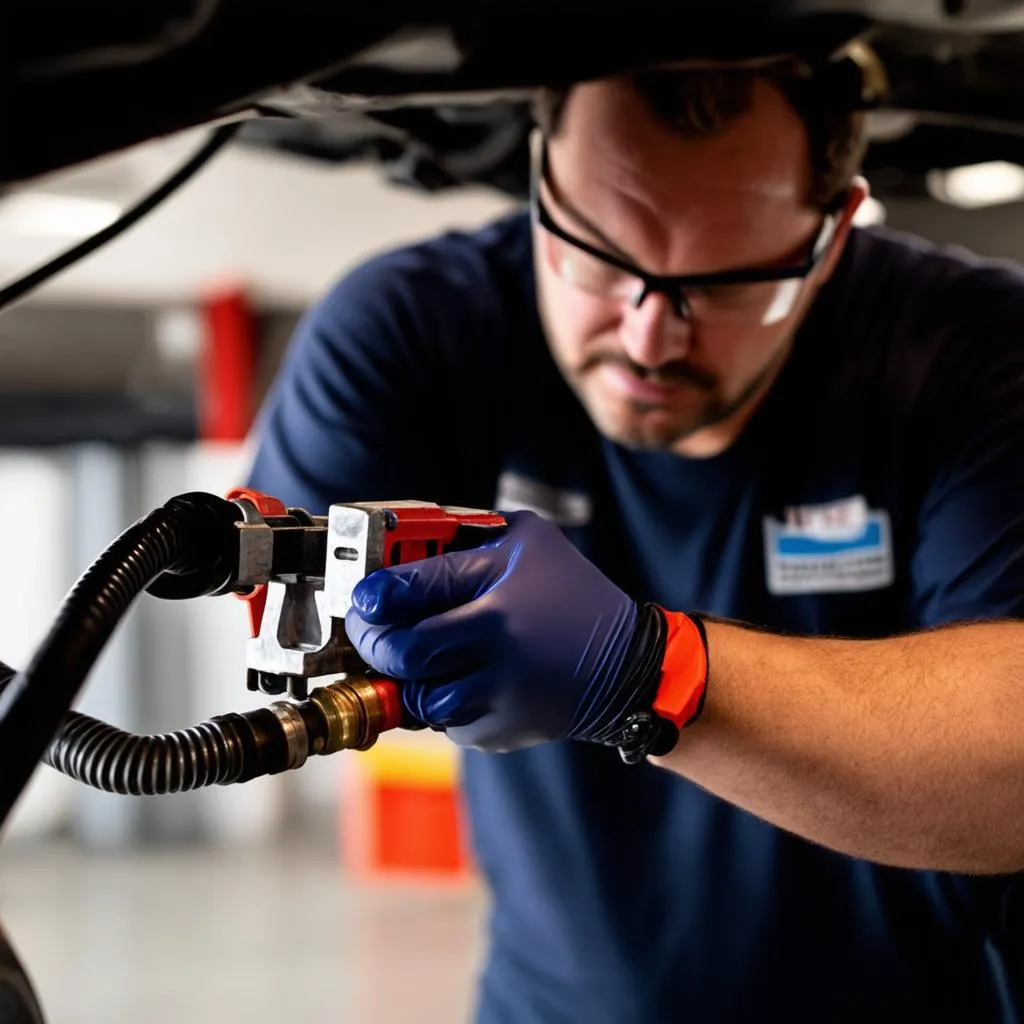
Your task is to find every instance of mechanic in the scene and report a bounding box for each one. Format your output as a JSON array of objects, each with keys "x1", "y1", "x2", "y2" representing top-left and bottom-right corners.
[{"x1": 247, "y1": 52, "x2": 1024, "y2": 1023}]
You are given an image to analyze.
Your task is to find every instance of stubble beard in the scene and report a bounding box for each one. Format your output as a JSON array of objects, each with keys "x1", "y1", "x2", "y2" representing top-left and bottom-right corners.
[{"x1": 572, "y1": 348, "x2": 790, "y2": 452}]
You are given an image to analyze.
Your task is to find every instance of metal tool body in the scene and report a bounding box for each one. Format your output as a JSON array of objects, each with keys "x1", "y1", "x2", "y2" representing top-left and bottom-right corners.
[{"x1": 226, "y1": 489, "x2": 505, "y2": 752}]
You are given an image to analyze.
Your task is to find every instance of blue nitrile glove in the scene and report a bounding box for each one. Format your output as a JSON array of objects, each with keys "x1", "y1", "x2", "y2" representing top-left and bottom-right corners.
[{"x1": 343, "y1": 510, "x2": 692, "y2": 753}]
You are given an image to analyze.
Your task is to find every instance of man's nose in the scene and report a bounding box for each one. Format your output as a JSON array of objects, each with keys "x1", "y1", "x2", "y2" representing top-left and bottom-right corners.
[{"x1": 618, "y1": 290, "x2": 692, "y2": 368}]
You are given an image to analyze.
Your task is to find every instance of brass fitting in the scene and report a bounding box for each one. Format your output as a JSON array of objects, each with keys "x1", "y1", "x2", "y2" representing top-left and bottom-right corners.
[{"x1": 306, "y1": 675, "x2": 390, "y2": 754}]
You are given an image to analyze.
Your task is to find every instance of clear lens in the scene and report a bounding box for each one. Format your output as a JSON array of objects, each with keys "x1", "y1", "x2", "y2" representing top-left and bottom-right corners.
[
  {"x1": 542, "y1": 230, "x2": 806, "y2": 327},
  {"x1": 542, "y1": 230, "x2": 630, "y2": 296},
  {"x1": 687, "y1": 278, "x2": 804, "y2": 326}
]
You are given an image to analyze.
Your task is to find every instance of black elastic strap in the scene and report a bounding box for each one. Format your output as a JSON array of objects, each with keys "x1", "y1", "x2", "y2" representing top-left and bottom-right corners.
[
  {"x1": 608, "y1": 607, "x2": 710, "y2": 765},
  {"x1": 575, "y1": 601, "x2": 668, "y2": 747}
]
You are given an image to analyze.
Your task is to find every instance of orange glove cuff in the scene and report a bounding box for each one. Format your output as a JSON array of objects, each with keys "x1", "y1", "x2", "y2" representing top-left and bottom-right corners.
[{"x1": 651, "y1": 609, "x2": 709, "y2": 730}]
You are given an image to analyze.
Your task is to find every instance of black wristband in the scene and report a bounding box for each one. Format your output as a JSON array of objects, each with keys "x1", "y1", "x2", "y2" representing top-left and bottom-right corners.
[
  {"x1": 608, "y1": 608, "x2": 710, "y2": 765},
  {"x1": 576, "y1": 602, "x2": 668, "y2": 748}
]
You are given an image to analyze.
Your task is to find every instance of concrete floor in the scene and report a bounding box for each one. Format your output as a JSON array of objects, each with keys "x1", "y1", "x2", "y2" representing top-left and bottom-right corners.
[{"x1": 0, "y1": 835, "x2": 486, "y2": 1024}]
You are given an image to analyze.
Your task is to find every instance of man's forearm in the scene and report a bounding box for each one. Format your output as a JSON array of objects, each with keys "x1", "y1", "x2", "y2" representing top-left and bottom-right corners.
[{"x1": 653, "y1": 619, "x2": 1024, "y2": 873}]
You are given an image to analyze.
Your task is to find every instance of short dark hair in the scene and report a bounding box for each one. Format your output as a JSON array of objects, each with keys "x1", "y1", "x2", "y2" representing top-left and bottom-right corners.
[{"x1": 532, "y1": 52, "x2": 877, "y2": 212}]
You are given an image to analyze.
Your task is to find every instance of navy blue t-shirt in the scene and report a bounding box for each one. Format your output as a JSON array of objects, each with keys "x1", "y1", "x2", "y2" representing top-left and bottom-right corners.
[{"x1": 248, "y1": 210, "x2": 1024, "y2": 1023}]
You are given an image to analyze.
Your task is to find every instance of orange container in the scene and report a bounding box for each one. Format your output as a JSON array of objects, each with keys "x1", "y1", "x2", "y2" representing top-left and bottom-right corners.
[{"x1": 340, "y1": 734, "x2": 474, "y2": 884}]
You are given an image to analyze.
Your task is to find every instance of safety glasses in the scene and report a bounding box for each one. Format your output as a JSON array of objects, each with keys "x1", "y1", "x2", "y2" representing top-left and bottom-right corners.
[{"x1": 529, "y1": 129, "x2": 838, "y2": 327}]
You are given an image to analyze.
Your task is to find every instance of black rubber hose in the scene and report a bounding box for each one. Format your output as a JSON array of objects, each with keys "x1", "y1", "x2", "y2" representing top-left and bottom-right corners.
[
  {"x1": 0, "y1": 667, "x2": 242, "y2": 795},
  {"x1": 0, "y1": 123, "x2": 240, "y2": 313},
  {"x1": 44, "y1": 714, "x2": 243, "y2": 795},
  {"x1": 0, "y1": 671, "x2": 307, "y2": 797},
  {"x1": 0, "y1": 494, "x2": 240, "y2": 828},
  {"x1": 40, "y1": 705, "x2": 300, "y2": 796}
]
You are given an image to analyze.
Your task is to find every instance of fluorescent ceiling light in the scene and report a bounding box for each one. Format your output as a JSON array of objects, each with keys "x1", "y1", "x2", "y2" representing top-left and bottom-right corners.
[
  {"x1": 926, "y1": 161, "x2": 1024, "y2": 209},
  {"x1": 852, "y1": 196, "x2": 886, "y2": 227},
  {"x1": 0, "y1": 192, "x2": 121, "y2": 238}
]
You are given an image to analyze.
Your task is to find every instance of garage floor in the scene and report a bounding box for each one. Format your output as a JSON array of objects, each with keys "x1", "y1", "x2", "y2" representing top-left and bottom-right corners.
[{"x1": 0, "y1": 835, "x2": 486, "y2": 1024}]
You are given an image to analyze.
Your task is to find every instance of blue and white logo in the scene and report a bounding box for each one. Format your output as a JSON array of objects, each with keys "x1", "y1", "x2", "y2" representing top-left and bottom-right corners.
[{"x1": 763, "y1": 495, "x2": 894, "y2": 595}]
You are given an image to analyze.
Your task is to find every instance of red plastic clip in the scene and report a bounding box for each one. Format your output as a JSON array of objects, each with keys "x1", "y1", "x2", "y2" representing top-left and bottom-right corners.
[{"x1": 224, "y1": 487, "x2": 288, "y2": 638}]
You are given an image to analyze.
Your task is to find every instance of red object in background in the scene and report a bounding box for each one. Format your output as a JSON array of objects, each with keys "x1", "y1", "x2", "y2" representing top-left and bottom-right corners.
[
  {"x1": 341, "y1": 757, "x2": 475, "y2": 885},
  {"x1": 200, "y1": 286, "x2": 255, "y2": 442},
  {"x1": 374, "y1": 785, "x2": 467, "y2": 874}
]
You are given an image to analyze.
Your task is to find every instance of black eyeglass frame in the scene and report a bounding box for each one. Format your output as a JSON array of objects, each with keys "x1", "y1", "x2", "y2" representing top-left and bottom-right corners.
[{"x1": 529, "y1": 131, "x2": 840, "y2": 319}]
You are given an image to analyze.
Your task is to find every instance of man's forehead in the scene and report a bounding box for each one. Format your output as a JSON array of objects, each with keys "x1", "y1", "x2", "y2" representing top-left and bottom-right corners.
[
  {"x1": 543, "y1": 77, "x2": 819, "y2": 273},
  {"x1": 551, "y1": 75, "x2": 812, "y2": 206}
]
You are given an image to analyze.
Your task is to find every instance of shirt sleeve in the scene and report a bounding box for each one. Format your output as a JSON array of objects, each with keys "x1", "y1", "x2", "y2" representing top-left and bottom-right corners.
[
  {"x1": 908, "y1": 291, "x2": 1024, "y2": 627},
  {"x1": 245, "y1": 240, "x2": 506, "y2": 515}
]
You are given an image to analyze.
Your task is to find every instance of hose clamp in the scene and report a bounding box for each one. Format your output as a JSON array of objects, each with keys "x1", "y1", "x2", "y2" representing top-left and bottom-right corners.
[{"x1": 268, "y1": 701, "x2": 310, "y2": 770}]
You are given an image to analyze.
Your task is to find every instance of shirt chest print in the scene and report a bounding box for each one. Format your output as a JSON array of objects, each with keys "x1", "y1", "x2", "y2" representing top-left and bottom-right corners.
[{"x1": 763, "y1": 495, "x2": 895, "y2": 595}]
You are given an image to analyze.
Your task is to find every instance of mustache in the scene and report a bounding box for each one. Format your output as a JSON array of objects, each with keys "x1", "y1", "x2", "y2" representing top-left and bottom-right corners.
[{"x1": 580, "y1": 352, "x2": 716, "y2": 392}]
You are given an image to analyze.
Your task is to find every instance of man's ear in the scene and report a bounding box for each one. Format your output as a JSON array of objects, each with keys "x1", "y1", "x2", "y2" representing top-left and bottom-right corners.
[{"x1": 817, "y1": 176, "x2": 870, "y2": 284}]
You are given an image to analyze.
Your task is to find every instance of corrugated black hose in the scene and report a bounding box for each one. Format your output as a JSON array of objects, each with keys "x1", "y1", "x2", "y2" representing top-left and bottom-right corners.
[
  {"x1": 45, "y1": 711, "x2": 254, "y2": 796},
  {"x1": 0, "y1": 493, "x2": 246, "y2": 828}
]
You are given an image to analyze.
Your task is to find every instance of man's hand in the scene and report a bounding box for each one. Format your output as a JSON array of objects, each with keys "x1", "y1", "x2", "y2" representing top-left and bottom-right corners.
[
  {"x1": 345, "y1": 509, "x2": 1024, "y2": 870},
  {"x1": 344, "y1": 511, "x2": 654, "y2": 751}
]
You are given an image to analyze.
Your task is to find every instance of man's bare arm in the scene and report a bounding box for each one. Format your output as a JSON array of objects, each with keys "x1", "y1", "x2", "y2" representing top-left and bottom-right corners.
[{"x1": 654, "y1": 619, "x2": 1024, "y2": 873}]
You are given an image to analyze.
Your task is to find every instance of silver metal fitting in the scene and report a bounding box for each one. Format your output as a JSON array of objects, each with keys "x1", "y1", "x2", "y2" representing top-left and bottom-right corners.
[
  {"x1": 267, "y1": 700, "x2": 310, "y2": 770},
  {"x1": 230, "y1": 497, "x2": 276, "y2": 586}
]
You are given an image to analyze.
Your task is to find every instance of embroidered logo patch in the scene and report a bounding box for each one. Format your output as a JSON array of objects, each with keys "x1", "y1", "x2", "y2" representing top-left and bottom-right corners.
[{"x1": 763, "y1": 495, "x2": 894, "y2": 595}]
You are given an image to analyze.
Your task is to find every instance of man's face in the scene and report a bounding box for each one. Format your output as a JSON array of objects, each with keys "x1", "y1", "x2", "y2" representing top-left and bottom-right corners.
[{"x1": 533, "y1": 75, "x2": 860, "y2": 455}]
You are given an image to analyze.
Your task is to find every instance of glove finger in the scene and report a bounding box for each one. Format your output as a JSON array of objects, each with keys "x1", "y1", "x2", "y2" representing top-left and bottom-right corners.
[
  {"x1": 342, "y1": 617, "x2": 412, "y2": 680},
  {"x1": 407, "y1": 666, "x2": 542, "y2": 751},
  {"x1": 345, "y1": 601, "x2": 501, "y2": 681},
  {"x1": 350, "y1": 543, "x2": 508, "y2": 625},
  {"x1": 401, "y1": 679, "x2": 486, "y2": 729}
]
